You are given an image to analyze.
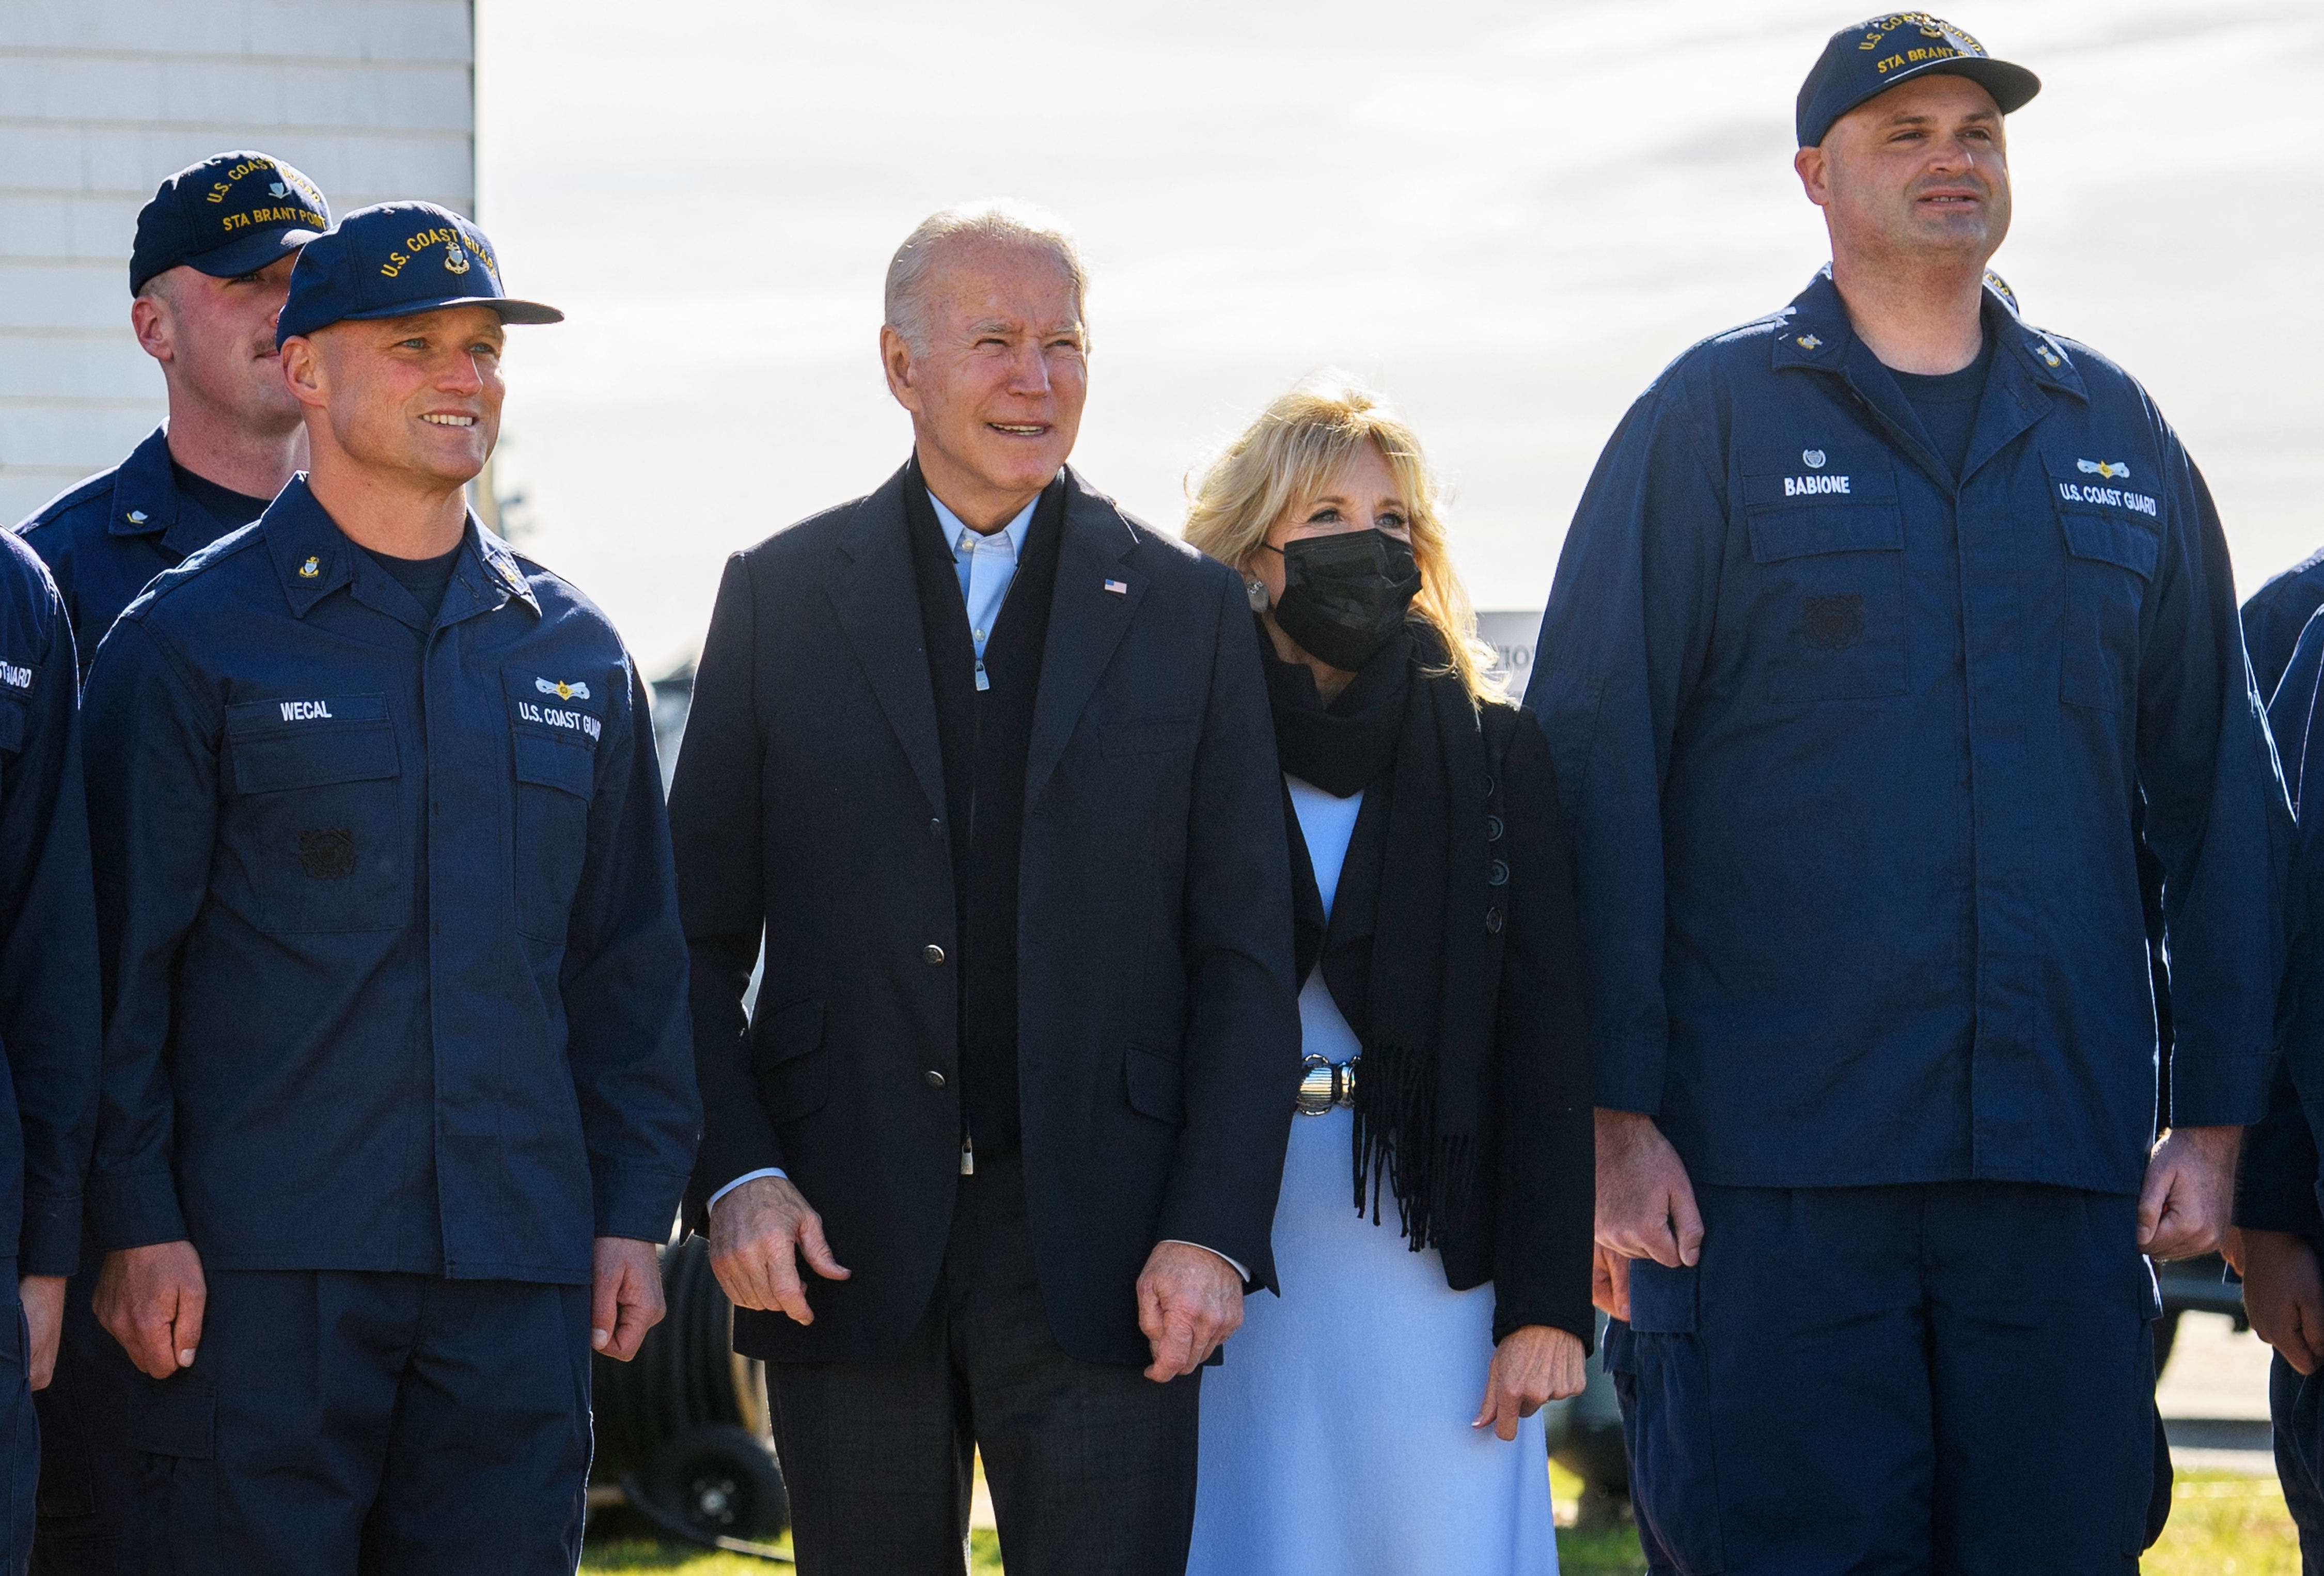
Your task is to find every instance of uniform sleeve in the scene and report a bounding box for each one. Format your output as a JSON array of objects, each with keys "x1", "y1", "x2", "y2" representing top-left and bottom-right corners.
[
  {"x1": 1150, "y1": 568, "x2": 1302, "y2": 1289},
  {"x1": 560, "y1": 654, "x2": 702, "y2": 1244},
  {"x1": 81, "y1": 617, "x2": 218, "y2": 1250},
  {"x1": 667, "y1": 553, "x2": 786, "y2": 1225},
  {"x1": 1487, "y1": 712, "x2": 1595, "y2": 1349},
  {"x1": 1524, "y1": 379, "x2": 1729, "y2": 1114},
  {"x1": 0, "y1": 573, "x2": 101, "y2": 1274},
  {"x1": 2137, "y1": 454, "x2": 2282, "y2": 1128}
]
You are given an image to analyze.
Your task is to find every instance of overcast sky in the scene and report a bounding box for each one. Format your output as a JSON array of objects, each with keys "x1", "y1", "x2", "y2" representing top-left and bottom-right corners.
[{"x1": 475, "y1": 0, "x2": 2324, "y2": 672}]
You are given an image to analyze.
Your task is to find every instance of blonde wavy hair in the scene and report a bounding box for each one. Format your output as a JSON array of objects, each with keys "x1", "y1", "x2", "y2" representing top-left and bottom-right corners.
[{"x1": 1182, "y1": 377, "x2": 1502, "y2": 701}]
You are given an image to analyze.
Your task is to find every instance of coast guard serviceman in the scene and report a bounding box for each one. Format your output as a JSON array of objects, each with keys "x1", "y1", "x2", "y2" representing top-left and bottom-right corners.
[
  {"x1": 13, "y1": 148, "x2": 328, "y2": 1576},
  {"x1": 0, "y1": 533, "x2": 101, "y2": 1575},
  {"x1": 1529, "y1": 16, "x2": 2280, "y2": 1571},
  {"x1": 77, "y1": 203, "x2": 699, "y2": 1573},
  {"x1": 19, "y1": 151, "x2": 328, "y2": 671}
]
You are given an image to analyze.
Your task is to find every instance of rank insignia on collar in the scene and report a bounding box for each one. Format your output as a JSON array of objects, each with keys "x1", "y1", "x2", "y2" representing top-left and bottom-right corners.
[
  {"x1": 298, "y1": 555, "x2": 321, "y2": 579},
  {"x1": 2078, "y1": 459, "x2": 2131, "y2": 480},
  {"x1": 1796, "y1": 334, "x2": 1823, "y2": 350},
  {"x1": 125, "y1": 510, "x2": 147, "y2": 524},
  {"x1": 536, "y1": 676, "x2": 591, "y2": 702}
]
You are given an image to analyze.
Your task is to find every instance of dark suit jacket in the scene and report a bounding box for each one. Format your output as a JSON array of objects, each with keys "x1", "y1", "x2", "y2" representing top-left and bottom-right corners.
[{"x1": 671, "y1": 461, "x2": 1302, "y2": 1366}]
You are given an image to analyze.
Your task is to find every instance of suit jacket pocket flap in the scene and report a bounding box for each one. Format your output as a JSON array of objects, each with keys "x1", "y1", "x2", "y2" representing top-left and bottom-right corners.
[
  {"x1": 1102, "y1": 718, "x2": 1201, "y2": 758},
  {"x1": 1123, "y1": 1044, "x2": 1185, "y2": 1124},
  {"x1": 2061, "y1": 513, "x2": 2159, "y2": 580},
  {"x1": 128, "y1": 1374, "x2": 215, "y2": 1459},
  {"x1": 1625, "y1": 1259, "x2": 1700, "y2": 1334},
  {"x1": 512, "y1": 730, "x2": 597, "y2": 799},
  {"x1": 751, "y1": 996, "x2": 825, "y2": 1071}
]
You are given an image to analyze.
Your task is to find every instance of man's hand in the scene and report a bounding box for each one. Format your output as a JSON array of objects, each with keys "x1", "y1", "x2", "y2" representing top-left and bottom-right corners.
[
  {"x1": 94, "y1": 1241, "x2": 206, "y2": 1380},
  {"x1": 2138, "y1": 1125, "x2": 2243, "y2": 1261},
  {"x1": 1135, "y1": 1242, "x2": 1243, "y2": 1383},
  {"x1": 19, "y1": 1275, "x2": 64, "y2": 1390},
  {"x1": 1473, "y1": 1324, "x2": 1588, "y2": 1441},
  {"x1": 591, "y1": 1238, "x2": 666, "y2": 1362},
  {"x1": 1593, "y1": 1243, "x2": 1632, "y2": 1321},
  {"x1": 706, "y1": 1176, "x2": 850, "y2": 1326},
  {"x1": 1596, "y1": 1108, "x2": 1703, "y2": 1268},
  {"x1": 2235, "y1": 1227, "x2": 2324, "y2": 1374}
]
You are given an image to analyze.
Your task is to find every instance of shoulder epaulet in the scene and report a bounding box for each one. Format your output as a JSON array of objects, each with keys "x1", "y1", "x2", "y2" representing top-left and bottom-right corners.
[
  {"x1": 112, "y1": 527, "x2": 269, "y2": 624},
  {"x1": 14, "y1": 464, "x2": 122, "y2": 535}
]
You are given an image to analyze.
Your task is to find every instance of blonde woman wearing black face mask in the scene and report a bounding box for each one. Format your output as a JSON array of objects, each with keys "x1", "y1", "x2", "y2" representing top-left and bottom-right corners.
[{"x1": 1181, "y1": 379, "x2": 1593, "y2": 1576}]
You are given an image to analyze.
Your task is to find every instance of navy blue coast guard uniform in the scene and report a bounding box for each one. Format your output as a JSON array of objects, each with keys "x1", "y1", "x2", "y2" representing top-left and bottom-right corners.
[
  {"x1": 1529, "y1": 269, "x2": 2280, "y2": 1575},
  {"x1": 18, "y1": 427, "x2": 271, "y2": 681},
  {"x1": 0, "y1": 532, "x2": 101, "y2": 1575},
  {"x1": 14, "y1": 427, "x2": 271, "y2": 1576},
  {"x1": 78, "y1": 479, "x2": 699, "y2": 1573}
]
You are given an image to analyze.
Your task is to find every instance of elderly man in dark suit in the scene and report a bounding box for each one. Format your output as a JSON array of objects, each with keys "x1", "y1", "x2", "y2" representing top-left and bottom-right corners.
[{"x1": 669, "y1": 203, "x2": 1301, "y2": 1576}]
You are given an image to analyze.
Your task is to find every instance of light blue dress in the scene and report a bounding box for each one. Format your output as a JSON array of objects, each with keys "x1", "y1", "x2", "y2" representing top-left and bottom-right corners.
[{"x1": 1187, "y1": 778, "x2": 1560, "y2": 1576}]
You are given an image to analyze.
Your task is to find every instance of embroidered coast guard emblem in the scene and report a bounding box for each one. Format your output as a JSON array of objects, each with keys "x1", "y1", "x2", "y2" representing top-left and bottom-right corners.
[
  {"x1": 269, "y1": 181, "x2": 289, "y2": 198},
  {"x1": 1796, "y1": 334, "x2": 1823, "y2": 350},
  {"x1": 1803, "y1": 450, "x2": 1827, "y2": 469},
  {"x1": 125, "y1": 510, "x2": 148, "y2": 525},
  {"x1": 443, "y1": 243, "x2": 471, "y2": 275},
  {"x1": 536, "y1": 677, "x2": 591, "y2": 702},
  {"x1": 298, "y1": 555, "x2": 321, "y2": 578},
  {"x1": 2078, "y1": 459, "x2": 2131, "y2": 481}
]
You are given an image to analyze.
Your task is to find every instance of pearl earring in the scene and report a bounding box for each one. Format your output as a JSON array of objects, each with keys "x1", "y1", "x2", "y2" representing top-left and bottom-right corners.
[{"x1": 1246, "y1": 578, "x2": 1269, "y2": 612}]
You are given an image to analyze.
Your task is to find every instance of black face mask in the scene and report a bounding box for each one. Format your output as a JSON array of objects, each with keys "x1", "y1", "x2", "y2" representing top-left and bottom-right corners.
[{"x1": 1268, "y1": 529, "x2": 1423, "y2": 673}]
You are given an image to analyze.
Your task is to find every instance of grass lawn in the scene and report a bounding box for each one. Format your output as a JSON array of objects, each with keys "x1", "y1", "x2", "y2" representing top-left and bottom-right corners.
[{"x1": 579, "y1": 1467, "x2": 2300, "y2": 1573}]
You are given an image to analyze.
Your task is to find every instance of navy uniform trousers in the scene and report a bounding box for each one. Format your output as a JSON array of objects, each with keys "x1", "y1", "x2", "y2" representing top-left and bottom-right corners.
[
  {"x1": 2, "y1": 1267, "x2": 35, "y2": 1572},
  {"x1": 1607, "y1": 1181, "x2": 2157, "y2": 1576},
  {"x1": 123, "y1": 1271, "x2": 592, "y2": 1576}
]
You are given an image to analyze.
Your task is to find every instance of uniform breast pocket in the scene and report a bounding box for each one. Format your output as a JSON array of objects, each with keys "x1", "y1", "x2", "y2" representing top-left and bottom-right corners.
[
  {"x1": 0, "y1": 692, "x2": 25, "y2": 758},
  {"x1": 1737, "y1": 451, "x2": 1907, "y2": 703},
  {"x1": 511, "y1": 732, "x2": 597, "y2": 945},
  {"x1": 224, "y1": 694, "x2": 407, "y2": 934},
  {"x1": 2051, "y1": 466, "x2": 2160, "y2": 714}
]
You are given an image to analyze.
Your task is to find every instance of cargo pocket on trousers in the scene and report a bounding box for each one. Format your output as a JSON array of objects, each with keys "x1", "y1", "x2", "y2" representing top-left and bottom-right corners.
[
  {"x1": 129, "y1": 1372, "x2": 221, "y2": 1574},
  {"x1": 1625, "y1": 1260, "x2": 1728, "y2": 1575}
]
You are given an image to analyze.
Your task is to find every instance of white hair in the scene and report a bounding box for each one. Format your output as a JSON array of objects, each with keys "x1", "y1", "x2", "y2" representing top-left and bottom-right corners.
[{"x1": 883, "y1": 200, "x2": 1090, "y2": 352}]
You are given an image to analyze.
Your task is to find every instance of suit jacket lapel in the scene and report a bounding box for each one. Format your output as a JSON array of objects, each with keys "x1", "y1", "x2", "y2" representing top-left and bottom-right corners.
[
  {"x1": 827, "y1": 464, "x2": 947, "y2": 817},
  {"x1": 1026, "y1": 469, "x2": 1143, "y2": 806}
]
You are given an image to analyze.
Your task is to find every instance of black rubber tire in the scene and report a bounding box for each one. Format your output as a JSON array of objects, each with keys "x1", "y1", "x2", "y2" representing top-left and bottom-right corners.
[{"x1": 645, "y1": 1422, "x2": 790, "y2": 1541}]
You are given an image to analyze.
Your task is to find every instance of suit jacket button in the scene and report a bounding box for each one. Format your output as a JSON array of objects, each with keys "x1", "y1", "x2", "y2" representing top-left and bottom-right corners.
[
  {"x1": 929, "y1": 817, "x2": 945, "y2": 840},
  {"x1": 925, "y1": 1069, "x2": 946, "y2": 1088},
  {"x1": 923, "y1": 943, "x2": 946, "y2": 966}
]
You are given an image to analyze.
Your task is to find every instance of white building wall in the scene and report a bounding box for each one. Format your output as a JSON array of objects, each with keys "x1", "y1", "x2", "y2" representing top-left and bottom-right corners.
[{"x1": 0, "y1": 0, "x2": 475, "y2": 522}]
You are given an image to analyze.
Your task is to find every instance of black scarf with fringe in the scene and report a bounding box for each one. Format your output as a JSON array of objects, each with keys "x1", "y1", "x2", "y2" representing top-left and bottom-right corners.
[{"x1": 1264, "y1": 621, "x2": 1493, "y2": 1253}]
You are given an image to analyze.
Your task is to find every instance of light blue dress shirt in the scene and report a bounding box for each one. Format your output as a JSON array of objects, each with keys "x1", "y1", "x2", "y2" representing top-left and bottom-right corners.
[{"x1": 929, "y1": 491, "x2": 1037, "y2": 691}]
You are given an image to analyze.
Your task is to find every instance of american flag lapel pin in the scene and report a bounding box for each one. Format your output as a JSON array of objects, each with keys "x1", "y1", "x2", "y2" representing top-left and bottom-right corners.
[{"x1": 1103, "y1": 578, "x2": 1128, "y2": 595}]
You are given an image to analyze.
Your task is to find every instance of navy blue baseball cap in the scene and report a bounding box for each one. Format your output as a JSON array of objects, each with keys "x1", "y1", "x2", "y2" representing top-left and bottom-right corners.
[
  {"x1": 275, "y1": 201, "x2": 562, "y2": 346},
  {"x1": 129, "y1": 151, "x2": 329, "y2": 296},
  {"x1": 1797, "y1": 14, "x2": 2040, "y2": 148}
]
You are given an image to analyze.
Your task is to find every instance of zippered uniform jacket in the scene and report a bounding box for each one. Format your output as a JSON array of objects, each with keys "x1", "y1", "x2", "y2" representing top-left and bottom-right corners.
[
  {"x1": 1528, "y1": 269, "x2": 2282, "y2": 1195},
  {"x1": 81, "y1": 479, "x2": 699, "y2": 1283}
]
